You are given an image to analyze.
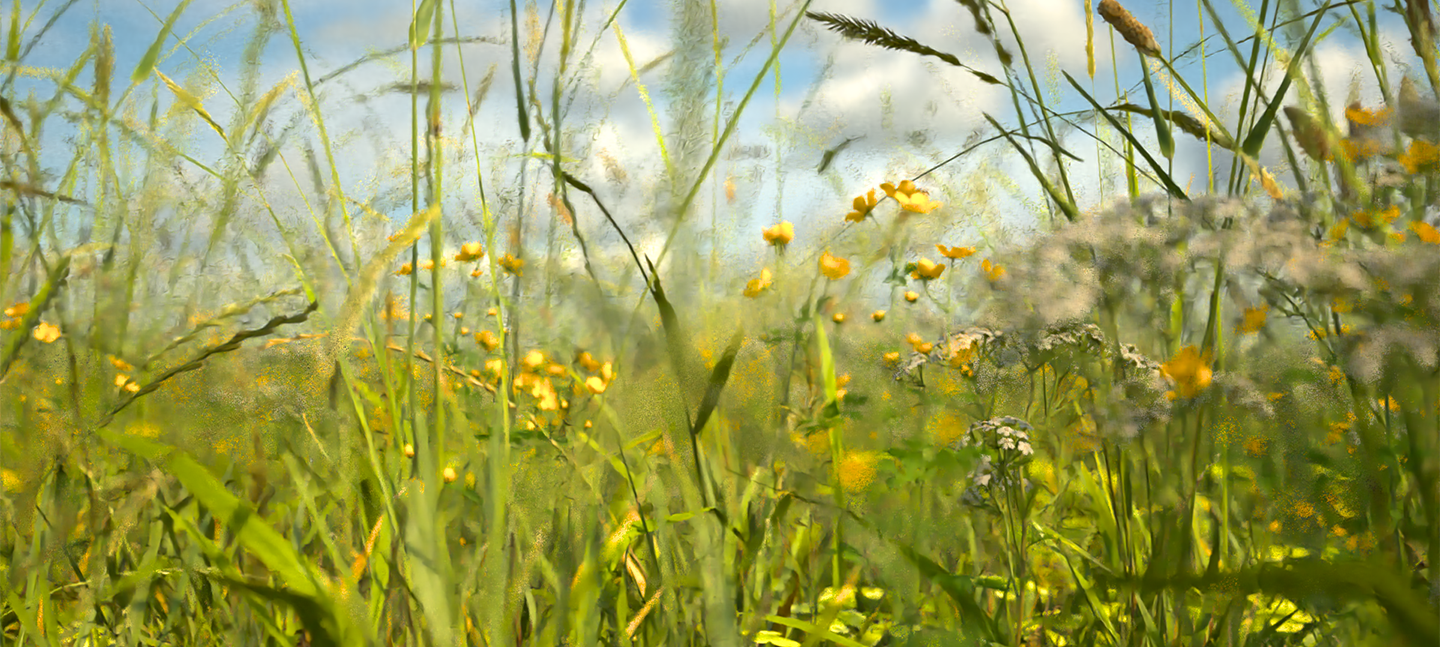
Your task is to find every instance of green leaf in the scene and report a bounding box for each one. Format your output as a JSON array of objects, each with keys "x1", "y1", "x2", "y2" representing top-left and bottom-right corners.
[
  {"x1": 764, "y1": 616, "x2": 870, "y2": 647},
  {"x1": 408, "y1": 0, "x2": 439, "y2": 49},
  {"x1": 131, "y1": 0, "x2": 194, "y2": 83},
  {"x1": 1238, "y1": 3, "x2": 1329, "y2": 158}
]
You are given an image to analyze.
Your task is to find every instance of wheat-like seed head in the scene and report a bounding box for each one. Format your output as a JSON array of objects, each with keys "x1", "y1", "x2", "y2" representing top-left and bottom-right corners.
[{"x1": 1097, "y1": 0, "x2": 1162, "y2": 58}]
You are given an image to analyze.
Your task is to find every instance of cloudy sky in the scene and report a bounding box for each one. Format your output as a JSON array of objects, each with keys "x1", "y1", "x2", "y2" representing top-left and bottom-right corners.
[{"x1": 8, "y1": 0, "x2": 1429, "y2": 291}]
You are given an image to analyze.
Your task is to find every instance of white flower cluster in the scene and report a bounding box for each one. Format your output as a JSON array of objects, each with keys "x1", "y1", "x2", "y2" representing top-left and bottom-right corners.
[{"x1": 957, "y1": 416, "x2": 1037, "y2": 512}]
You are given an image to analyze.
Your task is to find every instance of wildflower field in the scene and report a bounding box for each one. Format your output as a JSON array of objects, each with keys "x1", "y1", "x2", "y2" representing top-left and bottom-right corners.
[{"x1": 2, "y1": 0, "x2": 1440, "y2": 645}]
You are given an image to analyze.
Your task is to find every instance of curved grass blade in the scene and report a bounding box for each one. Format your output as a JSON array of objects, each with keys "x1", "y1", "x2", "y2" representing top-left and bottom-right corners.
[
  {"x1": 1238, "y1": 2, "x2": 1329, "y2": 158},
  {"x1": 130, "y1": 0, "x2": 194, "y2": 82},
  {"x1": 1064, "y1": 71, "x2": 1189, "y2": 201}
]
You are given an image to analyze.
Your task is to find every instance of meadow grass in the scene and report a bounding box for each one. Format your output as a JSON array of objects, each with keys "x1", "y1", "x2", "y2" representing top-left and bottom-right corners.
[{"x1": 1, "y1": 0, "x2": 1439, "y2": 645}]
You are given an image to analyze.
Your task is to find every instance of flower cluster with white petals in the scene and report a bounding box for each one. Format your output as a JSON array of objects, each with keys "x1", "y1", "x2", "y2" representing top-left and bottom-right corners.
[{"x1": 956, "y1": 416, "x2": 1037, "y2": 512}]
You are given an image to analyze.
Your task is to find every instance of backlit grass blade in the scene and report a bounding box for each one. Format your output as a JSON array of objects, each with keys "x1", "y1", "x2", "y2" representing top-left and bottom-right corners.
[
  {"x1": 1238, "y1": 2, "x2": 1329, "y2": 159},
  {"x1": 130, "y1": 0, "x2": 193, "y2": 82},
  {"x1": 1065, "y1": 71, "x2": 1189, "y2": 201}
]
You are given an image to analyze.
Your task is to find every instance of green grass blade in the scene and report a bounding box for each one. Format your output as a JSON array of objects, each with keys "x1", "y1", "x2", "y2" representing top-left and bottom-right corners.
[{"x1": 130, "y1": 0, "x2": 193, "y2": 82}]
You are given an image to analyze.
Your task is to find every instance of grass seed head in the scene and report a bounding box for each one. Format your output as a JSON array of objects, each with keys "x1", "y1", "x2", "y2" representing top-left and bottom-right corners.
[{"x1": 1097, "y1": 0, "x2": 1162, "y2": 57}]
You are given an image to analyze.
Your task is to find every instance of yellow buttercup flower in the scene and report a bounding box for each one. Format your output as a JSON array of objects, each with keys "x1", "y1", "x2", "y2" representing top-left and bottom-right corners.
[
  {"x1": 895, "y1": 190, "x2": 941, "y2": 214},
  {"x1": 454, "y1": 242, "x2": 484, "y2": 262},
  {"x1": 33, "y1": 321, "x2": 60, "y2": 344},
  {"x1": 880, "y1": 180, "x2": 917, "y2": 199},
  {"x1": 3, "y1": 302, "x2": 27, "y2": 318},
  {"x1": 882, "y1": 351, "x2": 901, "y2": 364},
  {"x1": 475, "y1": 330, "x2": 501, "y2": 351},
  {"x1": 1411, "y1": 220, "x2": 1440, "y2": 244},
  {"x1": 904, "y1": 290, "x2": 919, "y2": 303},
  {"x1": 910, "y1": 258, "x2": 945, "y2": 281},
  {"x1": 846, "y1": 189, "x2": 878, "y2": 222},
  {"x1": 743, "y1": 268, "x2": 773, "y2": 297},
  {"x1": 1398, "y1": 139, "x2": 1440, "y2": 174},
  {"x1": 395, "y1": 262, "x2": 413, "y2": 276},
  {"x1": 871, "y1": 310, "x2": 886, "y2": 322},
  {"x1": 818, "y1": 251, "x2": 851, "y2": 280},
  {"x1": 498, "y1": 254, "x2": 525, "y2": 276},
  {"x1": 1237, "y1": 305, "x2": 1268, "y2": 334},
  {"x1": 937, "y1": 244, "x2": 975, "y2": 259},
  {"x1": 981, "y1": 259, "x2": 1006, "y2": 282},
  {"x1": 832, "y1": 312, "x2": 846, "y2": 324},
  {"x1": 1161, "y1": 346, "x2": 1213, "y2": 399},
  {"x1": 1351, "y1": 205, "x2": 1399, "y2": 229},
  {"x1": 762, "y1": 221, "x2": 794, "y2": 247},
  {"x1": 586, "y1": 376, "x2": 607, "y2": 394}
]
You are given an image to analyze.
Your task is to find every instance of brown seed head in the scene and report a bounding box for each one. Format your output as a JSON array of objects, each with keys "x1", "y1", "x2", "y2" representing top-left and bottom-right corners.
[{"x1": 1097, "y1": 0, "x2": 1162, "y2": 58}]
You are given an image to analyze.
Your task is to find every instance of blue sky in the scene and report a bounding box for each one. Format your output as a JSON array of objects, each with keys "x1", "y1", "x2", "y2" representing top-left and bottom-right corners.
[{"x1": 7, "y1": 0, "x2": 1430, "y2": 293}]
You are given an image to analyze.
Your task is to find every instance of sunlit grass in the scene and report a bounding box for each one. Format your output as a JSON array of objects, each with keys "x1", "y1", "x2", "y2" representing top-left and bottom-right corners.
[{"x1": 1, "y1": 0, "x2": 1438, "y2": 646}]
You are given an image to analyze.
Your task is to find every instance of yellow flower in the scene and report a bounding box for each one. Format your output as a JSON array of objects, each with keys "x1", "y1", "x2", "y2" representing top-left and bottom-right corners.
[
  {"x1": 837, "y1": 451, "x2": 881, "y2": 492},
  {"x1": 1411, "y1": 220, "x2": 1440, "y2": 244},
  {"x1": 1398, "y1": 139, "x2": 1440, "y2": 174},
  {"x1": 586, "y1": 376, "x2": 607, "y2": 394},
  {"x1": 880, "y1": 180, "x2": 917, "y2": 199},
  {"x1": 846, "y1": 189, "x2": 878, "y2": 222},
  {"x1": 404, "y1": 443, "x2": 416, "y2": 458},
  {"x1": 1161, "y1": 346, "x2": 1213, "y2": 399},
  {"x1": 523, "y1": 350, "x2": 546, "y2": 370},
  {"x1": 818, "y1": 251, "x2": 851, "y2": 280},
  {"x1": 882, "y1": 351, "x2": 901, "y2": 364},
  {"x1": 937, "y1": 244, "x2": 975, "y2": 259},
  {"x1": 1351, "y1": 205, "x2": 1399, "y2": 229},
  {"x1": 762, "y1": 221, "x2": 794, "y2": 246},
  {"x1": 443, "y1": 467, "x2": 458, "y2": 483},
  {"x1": 110, "y1": 356, "x2": 134, "y2": 372},
  {"x1": 1345, "y1": 103, "x2": 1391, "y2": 126},
  {"x1": 454, "y1": 242, "x2": 484, "y2": 262},
  {"x1": 420, "y1": 259, "x2": 436, "y2": 271},
  {"x1": 127, "y1": 421, "x2": 160, "y2": 438},
  {"x1": 724, "y1": 176, "x2": 737, "y2": 204},
  {"x1": 871, "y1": 310, "x2": 886, "y2": 322},
  {"x1": 33, "y1": 321, "x2": 60, "y2": 344},
  {"x1": 498, "y1": 254, "x2": 525, "y2": 276},
  {"x1": 1, "y1": 468, "x2": 20, "y2": 493},
  {"x1": 743, "y1": 268, "x2": 773, "y2": 297},
  {"x1": 601, "y1": 362, "x2": 614, "y2": 383},
  {"x1": 3, "y1": 302, "x2": 27, "y2": 318},
  {"x1": 904, "y1": 290, "x2": 919, "y2": 303},
  {"x1": 910, "y1": 258, "x2": 945, "y2": 281},
  {"x1": 475, "y1": 330, "x2": 501, "y2": 351},
  {"x1": 832, "y1": 312, "x2": 846, "y2": 324},
  {"x1": 395, "y1": 262, "x2": 414, "y2": 276},
  {"x1": 840, "y1": 190, "x2": 875, "y2": 223},
  {"x1": 1237, "y1": 305, "x2": 1268, "y2": 334},
  {"x1": 895, "y1": 190, "x2": 942, "y2": 214},
  {"x1": 576, "y1": 351, "x2": 602, "y2": 372},
  {"x1": 981, "y1": 259, "x2": 1006, "y2": 282}
]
